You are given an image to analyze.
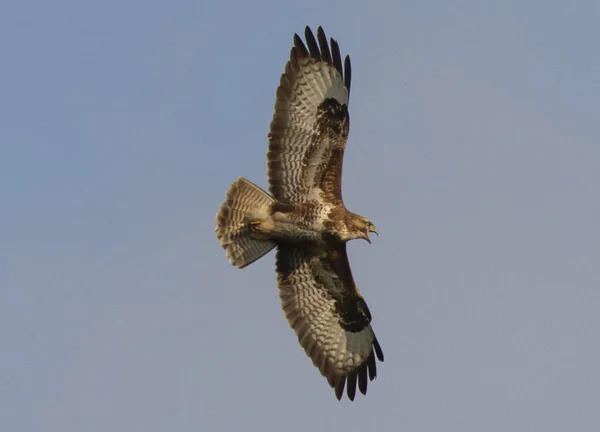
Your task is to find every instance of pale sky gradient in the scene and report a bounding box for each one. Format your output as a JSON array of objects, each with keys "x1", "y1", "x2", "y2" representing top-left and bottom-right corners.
[{"x1": 2, "y1": 1, "x2": 600, "y2": 431}]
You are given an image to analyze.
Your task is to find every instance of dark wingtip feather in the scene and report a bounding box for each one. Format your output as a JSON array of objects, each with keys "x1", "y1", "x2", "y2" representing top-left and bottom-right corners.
[
  {"x1": 358, "y1": 363, "x2": 368, "y2": 395},
  {"x1": 304, "y1": 26, "x2": 321, "y2": 59},
  {"x1": 373, "y1": 337, "x2": 384, "y2": 362},
  {"x1": 367, "y1": 351, "x2": 377, "y2": 381},
  {"x1": 293, "y1": 33, "x2": 308, "y2": 57},
  {"x1": 344, "y1": 55, "x2": 352, "y2": 96},
  {"x1": 316, "y1": 27, "x2": 332, "y2": 63},
  {"x1": 335, "y1": 376, "x2": 345, "y2": 401},
  {"x1": 346, "y1": 370, "x2": 357, "y2": 401},
  {"x1": 330, "y1": 38, "x2": 344, "y2": 80}
]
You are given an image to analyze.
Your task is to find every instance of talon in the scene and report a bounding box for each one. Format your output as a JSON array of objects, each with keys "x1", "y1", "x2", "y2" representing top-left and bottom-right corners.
[
  {"x1": 248, "y1": 218, "x2": 274, "y2": 234},
  {"x1": 249, "y1": 219, "x2": 263, "y2": 232}
]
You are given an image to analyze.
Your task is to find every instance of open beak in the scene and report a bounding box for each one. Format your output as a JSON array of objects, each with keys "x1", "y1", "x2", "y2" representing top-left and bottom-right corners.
[{"x1": 365, "y1": 225, "x2": 378, "y2": 244}]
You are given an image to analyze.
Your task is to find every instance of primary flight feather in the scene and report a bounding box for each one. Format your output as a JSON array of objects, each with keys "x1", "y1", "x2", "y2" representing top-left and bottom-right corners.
[{"x1": 216, "y1": 26, "x2": 383, "y2": 401}]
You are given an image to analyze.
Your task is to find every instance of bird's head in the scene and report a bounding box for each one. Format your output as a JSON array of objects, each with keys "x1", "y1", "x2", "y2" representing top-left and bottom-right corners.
[{"x1": 355, "y1": 217, "x2": 378, "y2": 244}]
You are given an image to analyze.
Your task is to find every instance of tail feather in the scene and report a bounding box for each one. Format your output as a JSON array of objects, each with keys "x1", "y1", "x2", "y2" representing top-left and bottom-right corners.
[{"x1": 216, "y1": 178, "x2": 276, "y2": 268}]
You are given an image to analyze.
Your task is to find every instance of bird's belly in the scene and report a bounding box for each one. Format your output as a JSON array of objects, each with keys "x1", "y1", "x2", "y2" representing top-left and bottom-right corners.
[
  {"x1": 271, "y1": 222, "x2": 323, "y2": 243},
  {"x1": 270, "y1": 205, "x2": 330, "y2": 244}
]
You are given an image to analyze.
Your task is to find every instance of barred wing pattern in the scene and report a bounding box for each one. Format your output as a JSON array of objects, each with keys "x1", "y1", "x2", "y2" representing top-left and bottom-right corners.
[
  {"x1": 268, "y1": 26, "x2": 352, "y2": 204},
  {"x1": 276, "y1": 244, "x2": 384, "y2": 400}
]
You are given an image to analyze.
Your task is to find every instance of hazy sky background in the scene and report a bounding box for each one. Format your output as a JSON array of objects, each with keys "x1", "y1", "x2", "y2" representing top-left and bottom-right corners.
[{"x1": 2, "y1": 1, "x2": 599, "y2": 431}]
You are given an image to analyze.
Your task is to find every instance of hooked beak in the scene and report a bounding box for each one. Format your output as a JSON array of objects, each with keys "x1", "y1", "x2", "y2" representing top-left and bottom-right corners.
[{"x1": 365, "y1": 224, "x2": 378, "y2": 244}]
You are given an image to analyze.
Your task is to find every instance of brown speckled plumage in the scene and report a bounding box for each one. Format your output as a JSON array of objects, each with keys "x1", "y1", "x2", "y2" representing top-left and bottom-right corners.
[{"x1": 216, "y1": 26, "x2": 383, "y2": 401}]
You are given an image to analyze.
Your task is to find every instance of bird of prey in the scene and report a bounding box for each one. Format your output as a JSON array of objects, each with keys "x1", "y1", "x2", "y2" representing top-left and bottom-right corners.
[{"x1": 216, "y1": 26, "x2": 383, "y2": 401}]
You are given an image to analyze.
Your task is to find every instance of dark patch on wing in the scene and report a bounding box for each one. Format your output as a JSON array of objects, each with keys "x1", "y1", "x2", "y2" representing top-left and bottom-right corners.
[
  {"x1": 267, "y1": 26, "x2": 352, "y2": 204},
  {"x1": 305, "y1": 98, "x2": 349, "y2": 203},
  {"x1": 316, "y1": 98, "x2": 350, "y2": 139},
  {"x1": 324, "y1": 244, "x2": 372, "y2": 332},
  {"x1": 275, "y1": 244, "x2": 384, "y2": 401}
]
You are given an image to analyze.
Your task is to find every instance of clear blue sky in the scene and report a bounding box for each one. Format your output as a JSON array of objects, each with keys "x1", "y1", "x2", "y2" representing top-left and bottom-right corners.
[{"x1": 2, "y1": 1, "x2": 599, "y2": 431}]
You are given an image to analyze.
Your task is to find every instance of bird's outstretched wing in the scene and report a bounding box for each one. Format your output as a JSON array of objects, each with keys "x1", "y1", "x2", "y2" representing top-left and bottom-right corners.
[
  {"x1": 276, "y1": 243, "x2": 384, "y2": 400},
  {"x1": 268, "y1": 26, "x2": 351, "y2": 205}
]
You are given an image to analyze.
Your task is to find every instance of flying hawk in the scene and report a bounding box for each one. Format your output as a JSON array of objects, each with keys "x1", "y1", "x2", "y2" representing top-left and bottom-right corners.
[{"x1": 216, "y1": 26, "x2": 383, "y2": 401}]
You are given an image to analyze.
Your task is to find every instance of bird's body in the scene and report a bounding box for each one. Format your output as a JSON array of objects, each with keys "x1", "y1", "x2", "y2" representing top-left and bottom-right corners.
[
  {"x1": 251, "y1": 200, "x2": 373, "y2": 245},
  {"x1": 216, "y1": 26, "x2": 384, "y2": 401},
  {"x1": 251, "y1": 201, "x2": 332, "y2": 243}
]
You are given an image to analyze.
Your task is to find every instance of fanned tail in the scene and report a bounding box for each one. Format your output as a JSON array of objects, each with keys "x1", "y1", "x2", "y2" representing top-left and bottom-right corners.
[{"x1": 216, "y1": 178, "x2": 277, "y2": 268}]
